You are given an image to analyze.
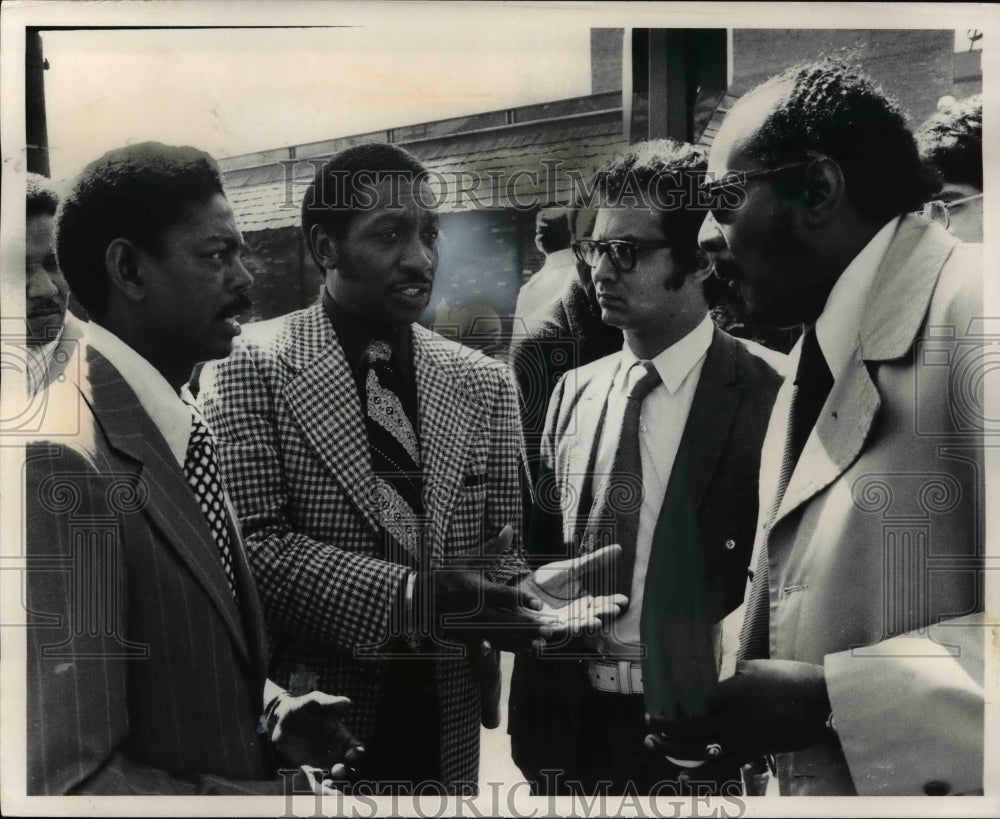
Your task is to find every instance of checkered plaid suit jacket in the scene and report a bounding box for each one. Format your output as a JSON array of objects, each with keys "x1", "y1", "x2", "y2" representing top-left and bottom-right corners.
[{"x1": 199, "y1": 304, "x2": 526, "y2": 787}]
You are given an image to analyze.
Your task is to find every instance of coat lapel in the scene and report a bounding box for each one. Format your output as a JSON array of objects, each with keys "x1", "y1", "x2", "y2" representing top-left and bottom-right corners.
[
  {"x1": 81, "y1": 346, "x2": 252, "y2": 665},
  {"x1": 774, "y1": 349, "x2": 881, "y2": 524},
  {"x1": 224, "y1": 495, "x2": 270, "y2": 678},
  {"x1": 773, "y1": 216, "x2": 955, "y2": 525},
  {"x1": 414, "y1": 327, "x2": 487, "y2": 567},
  {"x1": 282, "y1": 307, "x2": 382, "y2": 538},
  {"x1": 564, "y1": 359, "x2": 619, "y2": 547},
  {"x1": 676, "y1": 330, "x2": 742, "y2": 512}
]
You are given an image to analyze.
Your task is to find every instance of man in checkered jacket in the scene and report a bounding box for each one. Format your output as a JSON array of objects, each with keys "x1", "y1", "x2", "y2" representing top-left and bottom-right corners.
[{"x1": 200, "y1": 143, "x2": 621, "y2": 793}]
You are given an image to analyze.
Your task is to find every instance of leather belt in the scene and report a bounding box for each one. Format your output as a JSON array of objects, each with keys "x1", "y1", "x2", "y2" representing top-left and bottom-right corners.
[{"x1": 587, "y1": 659, "x2": 644, "y2": 695}]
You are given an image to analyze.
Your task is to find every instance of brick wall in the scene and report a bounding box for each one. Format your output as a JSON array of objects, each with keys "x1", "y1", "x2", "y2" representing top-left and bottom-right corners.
[
  {"x1": 240, "y1": 228, "x2": 322, "y2": 322},
  {"x1": 732, "y1": 29, "x2": 954, "y2": 126}
]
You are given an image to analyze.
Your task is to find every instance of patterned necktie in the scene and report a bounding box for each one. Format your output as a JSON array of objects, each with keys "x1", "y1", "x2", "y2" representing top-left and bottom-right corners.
[
  {"x1": 739, "y1": 328, "x2": 832, "y2": 660},
  {"x1": 363, "y1": 340, "x2": 424, "y2": 563},
  {"x1": 583, "y1": 361, "x2": 662, "y2": 601},
  {"x1": 183, "y1": 409, "x2": 239, "y2": 603}
]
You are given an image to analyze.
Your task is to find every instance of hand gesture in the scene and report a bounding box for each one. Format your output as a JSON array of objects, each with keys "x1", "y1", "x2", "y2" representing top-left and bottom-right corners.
[
  {"x1": 271, "y1": 691, "x2": 365, "y2": 783},
  {"x1": 644, "y1": 659, "x2": 831, "y2": 766},
  {"x1": 416, "y1": 526, "x2": 552, "y2": 651},
  {"x1": 518, "y1": 544, "x2": 627, "y2": 633}
]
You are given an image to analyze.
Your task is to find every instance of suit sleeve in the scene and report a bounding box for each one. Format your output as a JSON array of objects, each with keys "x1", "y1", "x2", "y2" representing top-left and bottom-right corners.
[
  {"x1": 199, "y1": 343, "x2": 411, "y2": 652},
  {"x1": 825, "y1": 615, "x2": 987, "y2": 795},
  {"x1": 509, "y1": 333, "x2": 555, "y2": 489},
  {"x1": 25, "y1": 443, "x2": 284, "y2": 796},
  {"x1": 481, "y1": 364, "x2": 531, "y2": 586}
]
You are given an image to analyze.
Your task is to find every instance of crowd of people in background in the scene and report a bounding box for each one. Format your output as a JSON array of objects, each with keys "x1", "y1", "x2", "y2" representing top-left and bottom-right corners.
[{"x1": 14, "y1": 59, "x2": 986, "y2": 800}]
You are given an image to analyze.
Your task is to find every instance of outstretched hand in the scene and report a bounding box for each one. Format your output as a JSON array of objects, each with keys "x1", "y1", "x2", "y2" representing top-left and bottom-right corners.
[
  {"x1": 518, "y1": 544, "x2": 627, "y2": 633},
  {"x1": 417, "y1": 526, "x2": 554, "y2": 651},
  {"x1": 271, "y1": 691, "x2": 365, "y2": 782}
]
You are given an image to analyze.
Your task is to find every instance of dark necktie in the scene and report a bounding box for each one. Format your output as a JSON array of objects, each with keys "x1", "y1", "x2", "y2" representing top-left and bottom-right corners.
[
  {"x1": 363, "y1": 340, "x2": 424, "y2": 564},
  {"x1": 583, "y1": 361, "x2": 662, "y2": 601},
  {"x1": 739, "y1": 328, "x2": 833, "y2": 660},
  {"x1": 183, "y1": 409, "x2": 239, "y2": 603}
]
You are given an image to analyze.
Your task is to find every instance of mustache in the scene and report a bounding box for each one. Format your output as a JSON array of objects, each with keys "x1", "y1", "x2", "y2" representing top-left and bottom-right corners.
[{"x1": 220, "y1": 290, "x2": 253, "y2": 318}]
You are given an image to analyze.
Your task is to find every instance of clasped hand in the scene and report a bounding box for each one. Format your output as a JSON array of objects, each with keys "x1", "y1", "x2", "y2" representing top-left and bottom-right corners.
[
  {"x1": 643, "y1": 659, "x2": 831, "y2": 767},
  {"x1": 416, "y1": 526, "x2": 626, "y2": 651}
]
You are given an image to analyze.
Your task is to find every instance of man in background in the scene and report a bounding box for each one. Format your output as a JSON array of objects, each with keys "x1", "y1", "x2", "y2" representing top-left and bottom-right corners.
[
  {"x1": 22, "y1": 173, "x2": 79, "y2": 394},
  {"x1": 513, "y1": 206, "x2": 576, "y2": 322},
  {"x1": 915, "y1": 93, "x2": 983, "y2": 243}
]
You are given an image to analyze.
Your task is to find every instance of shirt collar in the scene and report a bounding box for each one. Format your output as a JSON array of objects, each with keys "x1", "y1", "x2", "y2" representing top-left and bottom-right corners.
[
  {"x1": 815, "y1": 216, "x2": 900, "y2": 379},
  {"x1": 619, "y1": 312, "x2": 714, "y2": 395},
  {"x1": 322, "y1": 286, "x2": 412, "y2": 379},
  {"x1": 84, "y1": 321, "x2": 193, "y2": 467},
  {"x1": 26, "y1": 327, "x2": 64, "y2": 395}
]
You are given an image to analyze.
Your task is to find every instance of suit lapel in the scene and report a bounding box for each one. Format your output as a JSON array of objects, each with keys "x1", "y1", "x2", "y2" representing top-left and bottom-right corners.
[
  {"x1": 569, "y1": 359, "x2": 619, "y2": 550},
  {"x1": 773, "y1": 216, "x2": 954, "y2": 526},
  {"x1": 224, "y1": 495, "x2": 270, "y2": 677},
  {"x1": 774, "y1": 349, "x2": 881, "y2": 524},
  {"x1": 414, "y1": 327, "x2": 487, "y2": 567},
  {"x1": 675, "y1": 330, "x2": 742, "y2": 512},
  {"x1": 82, "y1": 346, "x2": 252, "y2": 665},
  {"x1": 283, "y1": 307, "x2": 382, "y2": 538}
]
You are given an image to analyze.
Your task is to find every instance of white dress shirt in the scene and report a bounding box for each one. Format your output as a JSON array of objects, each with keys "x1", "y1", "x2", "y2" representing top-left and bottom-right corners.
[
  {"x1": 84, "y1": 321, "x2": 193, "y2": 467},
  {"x1": 594, "y1": 313, "x2": 715, "y2": 656},
  {"x1": 26, "y1": 329, "x2": 63, "y2": 397}
]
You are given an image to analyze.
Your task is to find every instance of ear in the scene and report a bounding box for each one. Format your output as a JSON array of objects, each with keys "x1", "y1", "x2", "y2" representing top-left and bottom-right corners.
[
  {"x1": 687, "y1": 248, "x2": 714, "y2": 284},
  {"x1": 802, "y1": 156, "x2": 845, "y2": 225},
  {"x1": 309, "y1": 223, "x2": 339, "y2": 271},
  {"x1": 104, "y1": 238, "x2": 147, "y2": 304}
]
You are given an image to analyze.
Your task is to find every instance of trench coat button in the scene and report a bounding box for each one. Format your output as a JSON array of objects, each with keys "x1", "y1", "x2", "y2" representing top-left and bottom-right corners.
[{"x1": 724, "y1": 538, "x2": 736, "y2": 550}]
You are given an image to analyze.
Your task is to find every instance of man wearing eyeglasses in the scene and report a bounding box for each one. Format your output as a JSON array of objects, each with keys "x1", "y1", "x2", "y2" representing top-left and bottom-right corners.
[
  {"x1": 647, "y1": 59, "x2": 985, "y2": 797},
  {"x1": 916, "y1": 93, "x2": 983, "y2": 243},
  {"x1": 508, "y1": 140, "x2": 784, "y2": 795}
]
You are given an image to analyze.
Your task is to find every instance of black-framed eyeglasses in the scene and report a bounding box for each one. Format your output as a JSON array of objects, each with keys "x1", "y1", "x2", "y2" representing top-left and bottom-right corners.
[
  {"x1": 700, "y1": 150, "x2": 830, "y2": 221},
  {"x1": 919, "y1": 193, "x2": 983, "y2": 230},
  {"x1": 572, "y1": 238, "x2": 673, "y2": 274}
]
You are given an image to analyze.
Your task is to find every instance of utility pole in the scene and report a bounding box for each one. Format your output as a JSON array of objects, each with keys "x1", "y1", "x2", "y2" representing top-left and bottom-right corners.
[{"x1": 26, "y1": 28, "x2": 50, "y2": 177}]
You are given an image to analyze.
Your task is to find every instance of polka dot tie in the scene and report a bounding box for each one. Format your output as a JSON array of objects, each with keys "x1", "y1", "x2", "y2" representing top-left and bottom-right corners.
[{"x1": 183, "y1": 409, "x2": 239, "y2": 604}]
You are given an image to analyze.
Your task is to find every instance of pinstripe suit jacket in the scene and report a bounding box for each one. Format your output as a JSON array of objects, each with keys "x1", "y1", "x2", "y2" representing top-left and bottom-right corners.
[
  {"x1": 199, "y1": 304, "x2": 526, "y2": 787},
  {"x1": 24, "y1": 341, "x2": 281, "y2": 794}
]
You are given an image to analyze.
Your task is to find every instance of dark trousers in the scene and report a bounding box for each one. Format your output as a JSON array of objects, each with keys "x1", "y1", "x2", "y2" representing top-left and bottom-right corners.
[{"x1": 366, "y1": 656, "x2": 441, "y2": 791}]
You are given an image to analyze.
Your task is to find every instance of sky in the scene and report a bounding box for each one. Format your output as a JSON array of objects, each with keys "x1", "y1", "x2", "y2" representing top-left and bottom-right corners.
[
  {"x1": 39, "y1": 20, "x2": 984, "y2": 184},
  {"x1": 41, "y1": 25, "x2": 594, "y2": 181}
]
